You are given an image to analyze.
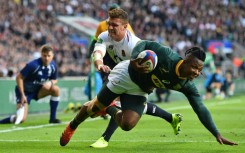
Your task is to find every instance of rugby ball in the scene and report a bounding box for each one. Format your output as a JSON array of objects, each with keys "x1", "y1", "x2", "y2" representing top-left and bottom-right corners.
[{"x1": 137, "y1": 50, "x2": 158, "y2": 72}]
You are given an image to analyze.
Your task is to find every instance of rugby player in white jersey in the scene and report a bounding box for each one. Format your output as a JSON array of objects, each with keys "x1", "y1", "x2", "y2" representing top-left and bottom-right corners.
[{"x1": 60, "y1": 8, "x2": 182, "y2": 148}]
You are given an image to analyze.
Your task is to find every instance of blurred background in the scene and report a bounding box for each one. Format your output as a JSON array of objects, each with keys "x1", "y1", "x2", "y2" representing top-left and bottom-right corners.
[{"x1": 0, "y1": 0, "x2": 244, "y2": 114}]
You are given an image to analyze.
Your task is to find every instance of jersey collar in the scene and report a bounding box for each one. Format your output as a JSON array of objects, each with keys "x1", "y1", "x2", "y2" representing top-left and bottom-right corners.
[{"x1": 175, "y1": 60, "x2": 186, "y2": 79}]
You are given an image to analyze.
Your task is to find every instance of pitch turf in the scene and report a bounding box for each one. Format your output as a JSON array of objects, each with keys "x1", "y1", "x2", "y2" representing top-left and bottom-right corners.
[{"x1": 0, "y1": 95, "x2": 244, "y2": 153}]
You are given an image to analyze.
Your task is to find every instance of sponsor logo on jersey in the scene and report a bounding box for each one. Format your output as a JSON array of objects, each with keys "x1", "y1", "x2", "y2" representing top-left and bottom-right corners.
[
  {"x1": 97, "y1": 38, "x2": 103, "y2": 44},
  {"x1": 162, "y1": 79, "x2": 170, "y2": 84},
  {"x1": 38, "y1": 71, "x2": 42, "y2": 75},
  {"x1": 109, "y1": 45, "x2": 114, "y2": 50},
  {"x1": 151, "y1": 74, "x2": 165, "y2": 88},
  {"x1": 111, "y1": 79, "x2": 120, "y2": 86},
  {"x1": 159, "y1": 66, "x2": 169, "y2": 73}
]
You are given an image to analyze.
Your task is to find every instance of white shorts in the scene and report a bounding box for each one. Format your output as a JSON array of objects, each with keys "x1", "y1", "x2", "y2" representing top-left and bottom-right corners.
[{"x1": 107, "y1": 60, "x2": 148, "y2": 99}]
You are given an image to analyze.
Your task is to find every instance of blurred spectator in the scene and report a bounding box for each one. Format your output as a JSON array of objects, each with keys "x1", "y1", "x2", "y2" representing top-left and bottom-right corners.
[
  {"x1": 153, "y1": 88, "x2": 171, "y2": 103},
  {"x1": 0, "y1": 0, "x2": 90, "y2": 77},
  {"x1": 220, "y1": 70, "x2": 235, "y2": 98},
  {"x1": 203, "y1": 66, "x2": 224, "y2": 100},
  {"x1": 7, "y1": 67, "x2": 17, "y2": 79},
  {"x1": 239, "y1": 58, "x2": 245, "y2": 78},
  {"x1": 0, "y1": 0, "x2": 244, "y2": 78}
]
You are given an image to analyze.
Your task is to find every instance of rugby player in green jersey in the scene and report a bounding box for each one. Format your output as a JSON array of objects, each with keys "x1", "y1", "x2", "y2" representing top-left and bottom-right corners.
[{"x1": 60, "y1": 40, "x2": 237, "y2": 147}]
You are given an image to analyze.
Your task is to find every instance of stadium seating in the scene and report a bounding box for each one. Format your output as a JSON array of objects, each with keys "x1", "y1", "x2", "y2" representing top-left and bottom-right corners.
[{"x1": 0, "y1": 0, "x2": 244, "y2": 77}]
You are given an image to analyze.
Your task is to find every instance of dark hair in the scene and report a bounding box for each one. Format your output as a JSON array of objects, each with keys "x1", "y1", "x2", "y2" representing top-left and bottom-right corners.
[{"x1": 185, "y1": 47, "x2": 206, "y2": 62}]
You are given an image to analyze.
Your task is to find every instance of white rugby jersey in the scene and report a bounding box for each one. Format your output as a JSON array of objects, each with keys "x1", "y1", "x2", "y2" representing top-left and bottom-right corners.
[{"x1": 94, "y1": 30, "x2": 141, "y2": 64}]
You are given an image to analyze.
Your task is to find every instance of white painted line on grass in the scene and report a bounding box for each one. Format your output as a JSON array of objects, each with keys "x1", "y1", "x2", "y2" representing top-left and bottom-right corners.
[
  {"x1": 0, "y1": 118, "x2": 99, "y2": 133},
  {"x1": 167, "y1": 99, "x2": 241, "y2": 111},
  {"x1": 0, "y1": 99, "x2": 242, "y2": 134}
]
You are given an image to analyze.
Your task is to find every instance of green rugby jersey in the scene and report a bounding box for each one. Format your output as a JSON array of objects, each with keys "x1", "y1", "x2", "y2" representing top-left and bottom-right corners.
[
  {"x1": 129, "y1": 40, "x2": 190, "y2": 93},
  {"x1": 129, "y1": 40, "x2": 219, "y2": 137}
]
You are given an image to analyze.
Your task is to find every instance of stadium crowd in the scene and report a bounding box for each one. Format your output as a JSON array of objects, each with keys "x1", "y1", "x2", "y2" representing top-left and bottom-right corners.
[{"x1": 0, "y1": 0, "x2": 244, "y2": 78}]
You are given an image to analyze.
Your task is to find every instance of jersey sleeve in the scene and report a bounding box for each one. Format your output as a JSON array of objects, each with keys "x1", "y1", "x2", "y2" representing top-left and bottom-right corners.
[
  {"x1": 95, "y1": 22, "x2": 104, "y2": 38},
  {"x1": 127, "y1": 24, "x2": 135, "y2": 35},
  {"x1": 50, "y1": 61, "x2": 58, "y2": 80},
  {"x1": 95, "y1": 20, "x2": 108, "y2": 38},
  {"x1": 181, "y1": 82, "x2": 220, "y2": 137},
  {"x1": 20, "y1": 62, "x2": 37, "y2": 78},
  {"x1": 131, "y1": 40, "x2": 148, "y2": 59},
  {"x1": 131, "y1": 40, "x2": 171, "y2": 59},
  {"x1": 93, "y1": 32, "x2": 107, "y2": 57}
]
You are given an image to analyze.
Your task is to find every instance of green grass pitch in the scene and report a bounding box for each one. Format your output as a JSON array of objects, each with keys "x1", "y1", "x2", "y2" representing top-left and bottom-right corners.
[{"x1": 0, "y1": 95, "x2": 244, "y2": 153}]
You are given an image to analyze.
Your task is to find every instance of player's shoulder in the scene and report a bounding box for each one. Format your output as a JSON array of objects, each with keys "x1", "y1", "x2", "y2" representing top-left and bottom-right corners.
[
  {"x1": 127, "y1": 30, "x2": 140, "y2": 43},
  {"x1": 97, "y1": 31, "x2": 109, "y2": 41},
  {"x1": 126, "y1": 23, "x2": 135, "y2": 34},
  {"x1": 27, "y1": 58, "x2": 41, "y2": 66},
  {"x1": 22, "y1": 58, "x2": 41, "y2": 71},
  {"x1": 50, "y1": 60, "x2": 57, "y2": 66},
  {"x1": 98, "y1": 20, "x2": 107, "y2": 26},
  {"x1": 49, "y1": 61, "x2": 57, "y2": 72},
  {"x1": 95, "y1": 20, "x2": 108, "y2": 37},
  {"x1": 161, "y1": 45, "x2": 175, "y2": 54}
]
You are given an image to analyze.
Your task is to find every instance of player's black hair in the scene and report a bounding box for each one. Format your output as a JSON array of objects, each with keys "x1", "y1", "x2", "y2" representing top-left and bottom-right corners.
[{"x1": 185, "y1": 47, "x2": 206, "y2": 62}]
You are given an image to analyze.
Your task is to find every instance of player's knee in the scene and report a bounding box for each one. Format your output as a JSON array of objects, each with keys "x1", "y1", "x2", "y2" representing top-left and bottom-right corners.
[
  {"x1": 51, "y1": 85, "x2": 60, "y2": 95},
  {"x1": 120, "y1": 111, "x2": 140, "y2": 131},
  {"x1": 120, "y1": 121, "x2": 135, "y2": 131}
]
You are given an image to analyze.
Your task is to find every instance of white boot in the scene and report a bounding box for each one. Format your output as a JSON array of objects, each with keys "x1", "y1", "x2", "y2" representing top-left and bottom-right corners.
[{"x1": 15, "y1": 105, "x2": 24, "y2": 125}]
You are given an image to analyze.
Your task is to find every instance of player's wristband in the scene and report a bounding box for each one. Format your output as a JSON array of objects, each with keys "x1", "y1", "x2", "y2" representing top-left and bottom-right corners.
[{"x1": 92, "y1": 51, "x2": 102, "y2": 61}]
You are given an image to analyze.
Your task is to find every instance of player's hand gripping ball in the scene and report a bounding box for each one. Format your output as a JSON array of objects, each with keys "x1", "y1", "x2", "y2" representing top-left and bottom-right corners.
[{"x1": 137, "y1": 50, "x2": 158, "y2": 72}]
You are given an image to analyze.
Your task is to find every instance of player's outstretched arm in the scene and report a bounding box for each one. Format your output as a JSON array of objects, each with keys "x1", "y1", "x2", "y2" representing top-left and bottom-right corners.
[{"x1": 216, "y1": 134, "x2": 238, "y2": 145}]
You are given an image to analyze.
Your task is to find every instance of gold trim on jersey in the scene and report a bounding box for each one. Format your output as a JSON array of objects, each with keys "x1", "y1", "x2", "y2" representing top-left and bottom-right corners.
[{"x1": 175, "y1": 60, "x2": 186, "y2": 79}]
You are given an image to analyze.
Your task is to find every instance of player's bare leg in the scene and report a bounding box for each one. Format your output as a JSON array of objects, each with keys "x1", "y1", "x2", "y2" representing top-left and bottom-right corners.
[{"x1": 60, "y1": 97, "x2": 106, "y2": 146}]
